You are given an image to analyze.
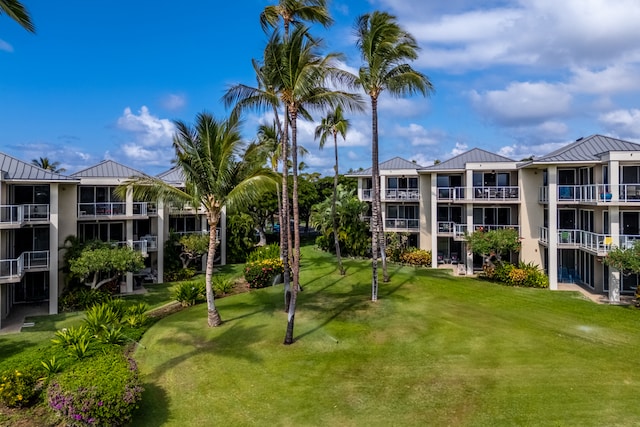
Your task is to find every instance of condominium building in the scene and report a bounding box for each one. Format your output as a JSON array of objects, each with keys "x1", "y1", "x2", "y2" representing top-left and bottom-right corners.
[
  {"x1": 0, "y1": 155, "x2": 223, "y2": 330},
  {"x1": 350, "y1": 135, "x2": 640, "y2": 302}
]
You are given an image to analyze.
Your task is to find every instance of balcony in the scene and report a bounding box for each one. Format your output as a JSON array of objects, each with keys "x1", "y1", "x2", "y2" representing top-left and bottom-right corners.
[
  {"x1": 472, "y1": 186, "x2": 519, "y2": 202},
  {"x1": 0, "y1": 250, "x2": 50, "y2": 283},
  {"x1": 114, "y1": 240, "x2": 148, "y2": 257},
  {"x1": 437, "y1": 187, "x2": 465, "y2": 201},
  {"x1": 539, "y1": 183, "x2": 640, "y2": 204},
  {"x1": 362, "y1": 189, "x2": 373, "y2": 201},
  {"x1": 385, "y1": 218, "x2": 419, "y2": 230},
  {"x1": 538, "y1": 227, "x2": 637, "y2": 255},
  {"x1": 78, "y1": 202, "x2": 150, "y2": 219},
  {"x1": 140, "y1": 235, "x2": 158, "y2": 251},
  {"x1": 0, "y1": 204, "x2": 49, "y2": 228},
  {"x1": 384, "y1": 189, "x2": 420, "y2": 201},
  {"x1": 453, "y1": 224, "x2": 520, "y2": 241},
  {"x1": 438, "y1": 221, "x2": 456, "y2": 234}
]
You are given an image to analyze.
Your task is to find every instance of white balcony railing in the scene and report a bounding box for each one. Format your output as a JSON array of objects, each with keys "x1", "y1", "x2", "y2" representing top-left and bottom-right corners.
[
  {"x1": 473, "y1": 186, "x2": 520, "y2": 201},
  {"x1": 437, "y1": 187, "x2": 465, "y2": 201},
  {"x1": 540, "y1": 183, "x2": 640, "y2": 203},
  {"x1": 141, "y1": 235, "x2": 158, "y2": 250},
  {"x1": 0, "y1": 250, "x2": 49, "y2": 281},
  {"x1": 539, "y1": 227, "x2": 640, "y2": 254},
  {"x1": 114, "y1": 240, "x2": 148, "y2": 257},
  {"x1": 385, "y1": 218, "x2": 419, "y2": 229},
  {"x1": 0, "y1": 204, "x2": 49, "y2": 226},
  {"x1": 437, "y1": 221, "x2": 456, "y2": 233},
  {"x1": 384, "y1": 189, "x2": 420, "y2": 200},
  {"x1": 78, "y1": 202, "x2": 150, "y2": 218}
]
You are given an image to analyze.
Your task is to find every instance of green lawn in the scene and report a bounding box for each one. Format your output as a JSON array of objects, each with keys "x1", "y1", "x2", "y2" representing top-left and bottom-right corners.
[{"x1": 133, "y1": 247, "x2": 640, "y2": 426}]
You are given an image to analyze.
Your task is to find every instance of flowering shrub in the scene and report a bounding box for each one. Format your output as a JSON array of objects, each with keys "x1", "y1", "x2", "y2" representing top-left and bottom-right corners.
[
  {"x1": 244, "y1": 258, "x2": 284, "y2": 289},
  {"x1": 47, "y1": 350, "x2": 143, "y2": 426},
  {"x1": 399, "y1": 248, "x2": 432, "y2": 266},
  {"x1": 0, "y1": 369, "x2": 38, "y2": 407},
  {"x1": 488, "y1": 261, "x2": 549, "y2": 288}
]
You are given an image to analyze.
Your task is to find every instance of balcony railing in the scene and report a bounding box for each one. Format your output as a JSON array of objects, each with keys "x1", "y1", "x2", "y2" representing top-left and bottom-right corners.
[
  {"x1": 538, "y1": 227, "x2": 639, "y2": 254},
  {"x1": 384, "y1": 189, "x2": 420, "y2": 200},
  {"x1": 114, "y1": 240, "x2": 148, "y2": 257},
  {"x1": 140, "y1": 235, "x2": 158, "y2": 250},
  {"x1": 0, "y1": 204, "x2": 49, "y2": 226},
  {"x1": 0, "y1": 250, "x2": 50, "y2": 281},
  {"x1": 437, "y1": 187, "x2": 465, "y2": 201},
  {"x1": 362, "y1": 189, "x2": 373, "y2": 200},
  {"x1": 453, "y1": 224, "x2": 519, "y2": 240},
  {"x1": 385, "y1": 218, "x2": 419, "y2": 229},
  {"x1": 438, "y1": 221, "x2": 456, "y2": 233},
  {"x1": 78, "y1": 202, "x2": 150, "y2": 218},
  {"x1": 473, "y1": 186, "x2": 519, "y2": 201},
  {"x1": 539, "y1": 183, "x2": 640, "y2": 203}
]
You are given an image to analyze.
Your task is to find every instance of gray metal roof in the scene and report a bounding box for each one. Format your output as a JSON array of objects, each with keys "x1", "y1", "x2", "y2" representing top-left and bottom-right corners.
[
  {"x1": 0, "y1": 152, "x2": 77, "y2": 182},
  {"x1": 71, "y1": 160, "x2": 148, "y2": 178},
  {"x1": 532, "y1": 134, "x2": 640, "y2": 163},
  {"x1": 347, "y1": 157, "x2": 423, "y2": 176},
  {"x1": 420, "y1": 148, "x2": 515, "y2": 171},
  {"x1": 157, "y1": 166, "x2": 185, "y2": 185}
]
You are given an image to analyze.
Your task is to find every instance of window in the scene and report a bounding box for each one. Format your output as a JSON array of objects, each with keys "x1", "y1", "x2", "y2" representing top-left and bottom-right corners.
[
  {"x1": 387, "y1": 205, "x2": 418, "y2": 219},
  {"x1": 13, "y1": 185, "x2": 50, "y2": 204},
  {"x1": 473, "y1": 207, "x2": 511, "y2": 225},
  {"x1": 79, "y1": 222, "x2": 124, "y2": 242},
  {"x1": 558, "y1": 169, "x2": 576, "y2": 185},
  {"x1": 622, "y1": 166, "x2": 640, "y2": 184}
]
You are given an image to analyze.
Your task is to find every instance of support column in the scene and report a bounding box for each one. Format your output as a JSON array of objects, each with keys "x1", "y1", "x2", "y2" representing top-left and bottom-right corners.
[
  {"x1": 465, "y1": 169, "x2": 474, "y2": 275},
  {"x1": 609, "y1": 205, "x2": 621, "y2": 302},
  {"x1": 156, "y1": 200, "x2": 164, "y2": 283},
  {"x1": 49, "y1": 184, "x2": 59, "y2": 314},
  {"x1": 430, "y1": 174, "x2": 438, "y2": 268},
  {"x1": 548, "y1": 166, "x2": 558, "y2": 290}
]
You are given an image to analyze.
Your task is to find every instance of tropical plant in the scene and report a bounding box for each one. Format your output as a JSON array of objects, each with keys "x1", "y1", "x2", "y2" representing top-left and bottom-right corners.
[
  {"x1": 178, "y1": 233, "x2": 209, "y2": 268},
  {"x1": 315, "y1": 106, "x2": 349, "y2": 275},
  {"x1": 260, "y1": 0, "x2": 333, "y2": 37},
  {"x1": 0, "y1": 369, "x2": 38, "y2": 407},
  {"x1": 68, "y1": 246, "x2": 145, "y2": 290},
  {"x1": 244, "y1": 258, "x2": 285, "y2": 289},
  {"x1": 465, "y1": 228, "x2": 521, "y2": 267},
  {"x1": 117, "y1": 112, "x2": 276, "y2": 327},
  {"x1": 0, "y1": 0, "x2": 34, "y2": 33},
  {"x1": 354, "y1": 11, "x2": 434, "y2": 301},
  {"x1": 31, "y1": 156, "x2": 65, "y2": 173}
]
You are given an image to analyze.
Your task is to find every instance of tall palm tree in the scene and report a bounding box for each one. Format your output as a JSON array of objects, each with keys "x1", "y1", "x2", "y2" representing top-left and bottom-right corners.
[
  {"x1": 314, "y1": 105, "x2": 349, "y2": 275},
  {"x1": 274, "y1": 25, "x2": 362, "y2": 344},
  {"x1": 119, "y1": 112, "x2": 276, "y2": 327},
  {"x1": 354, "y1": 11, "x2": 434, "y2": 302},
  {"x1": 1, "y1": 0, "x2": 34, "y2": 33},
  {"x1": 260, "y1": 0, "x2": 332, "y2": 38},
  {"x1": 31, "y1": 157, "x2": 66, "y2": 173}
]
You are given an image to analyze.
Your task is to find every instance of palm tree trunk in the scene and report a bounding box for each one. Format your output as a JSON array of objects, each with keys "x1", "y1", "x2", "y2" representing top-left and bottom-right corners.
[
  {"x1": 370, "y1": 96, "x2": 380, "y2": 301},
  {"x1": 332, "y1": 132, "x2": 345, "y2": 275},
  {"x1": 281, "y1": 112, "x2": 292, "y2": 312},
  {"x1": 284, "y1": 108, "x2": 301, "y2": 345},
  {"x1": 378, "y1": 209, "x2": 389, "y2": 282},
  {"x1": 206, "y1": 211, "x2": 222, "y2": 327}
]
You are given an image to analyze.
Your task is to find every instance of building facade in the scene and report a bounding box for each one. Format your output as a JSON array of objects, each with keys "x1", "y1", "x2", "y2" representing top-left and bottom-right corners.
[
  {"x1": 0, "y1": 156, "x2": 224, "y2": 329},
  {"x1": 350, "y1": 135, "x2": 640, "y2": 302}
]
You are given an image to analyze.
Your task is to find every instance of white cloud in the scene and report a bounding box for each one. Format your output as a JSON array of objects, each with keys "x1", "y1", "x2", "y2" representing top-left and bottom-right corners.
[
  {"x1": 0, "y1": 39, "x2": 13, "y2": 52},
  {"x1": 470, "y1": 82, "x2": 572, "y2": 126},
  {"x1": 161, "y1": 93, "x2": 187, "y2": 110},
  {"x1": 449, "y1": 142, "x2": 468, "y2": 157},
  {"x1": 394, "y1": 123, "x2": 441, "y2": 146},
  {"x1": 569, "y1": 65, "x2": 640, "y2": 95},
  {"x1": 378, "y1": 96, "x2": 430, "y2": 118},
  {"x1": 117, "y1": 106, "x2": 175, "y2": 147},
  {"x1": 599, "y1": 109, "x2": 640, "y2": 137}
]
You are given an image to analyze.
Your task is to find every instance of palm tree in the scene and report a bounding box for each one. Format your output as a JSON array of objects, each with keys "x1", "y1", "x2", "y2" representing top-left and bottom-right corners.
[
  {"x1": 31, "y1": 157, "x2": 66, "y2": 173},
  {"x1": 119, "y1": 112, "x2": 276, "y2": 327},
  {"x1": 354, "y1": 11, "x2": 434, "y2": 301},
  {"x1": 1, "y1": 0, "x2": 34, "y2": 33},
  {"x1": 260, "y1": 0, "x2": 332, "y2": 38},
  {"x1": 274, "y1": 25, "x2": 362, "y2": 344},
  {"x1": 314, "y1": 105, "x2": 349, "y2": 275}
]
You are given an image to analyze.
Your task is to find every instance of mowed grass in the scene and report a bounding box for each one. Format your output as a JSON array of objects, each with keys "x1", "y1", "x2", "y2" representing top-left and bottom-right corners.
[{"x1": 134, "y1": 247, "x2": 640, "y2": 426}]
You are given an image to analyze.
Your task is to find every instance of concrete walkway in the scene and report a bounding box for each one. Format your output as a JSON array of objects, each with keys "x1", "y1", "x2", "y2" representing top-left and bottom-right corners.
[
  {"x1": 0, "y1": 302, "x2": 49, "y2": 335},
  {"x1": 557, "y1": 282, "x2": 635, "y2": 305}
]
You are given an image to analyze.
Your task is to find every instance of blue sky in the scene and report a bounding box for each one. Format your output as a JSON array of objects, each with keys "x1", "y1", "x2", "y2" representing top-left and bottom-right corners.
[{"x1": 2, "y1": 0, "x2": 640, "y2": 176}]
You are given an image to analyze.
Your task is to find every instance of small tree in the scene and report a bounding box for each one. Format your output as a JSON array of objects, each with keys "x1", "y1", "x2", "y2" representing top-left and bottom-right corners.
[
  {"x1": 69, "y1": 246, "x2": 145, "y2": 289},
  {"x1": 465, "y1": 228, "x2": 521, "y2": 266},
  {"x1": 178, "y1": 234, "x2": 209, "y2": 269},
  {"x1": 603, "y1": 242, "x2": 640, "y2": 274}
]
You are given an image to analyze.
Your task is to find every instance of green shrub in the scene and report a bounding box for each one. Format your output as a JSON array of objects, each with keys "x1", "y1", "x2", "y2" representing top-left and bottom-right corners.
[
  {"x1": 247, "y1": 243, "x2": 280, "y2": 263},
  {"x1": 84, "y1": 303, "x2": 121, "y2": 337},
  {"x1": 52, "y1": 325, "x2": 92, "y2": 349},
  {"x1": 59, "y1": 287, "x2": 111, "y2": 312},
  {"x1": 41, "y1": 356, "x2": 64, "y2": 376},
  {"x1": 213, "y1": 276, "x2": 234, "y2": 296},
  {"x1": 244, "y1": 258, "x2": 285, "y2": 289},
  {"x1": 164, "y1": 267, "x2": 197, "y2": 282},
  {"x1": 0, "y1": 369, "x2": 39, "y2": 408},
  {"x1": 487, "y1": 261, "x2": 548, "y2": 288},
  {"x1": 174, "y1": 281, "x2": 205, "y2": 306},
  {"x1": 399, "y1": 248, "x2": 432, "y2": 266},
  {"x1": 47, "y1": 351, "x2": 143, "y2": 426}
]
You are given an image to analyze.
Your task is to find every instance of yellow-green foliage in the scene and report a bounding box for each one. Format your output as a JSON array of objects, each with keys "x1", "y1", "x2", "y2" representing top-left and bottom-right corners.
[{"x1": 0, "y1": 370, "x2": 38, "y2": 408}]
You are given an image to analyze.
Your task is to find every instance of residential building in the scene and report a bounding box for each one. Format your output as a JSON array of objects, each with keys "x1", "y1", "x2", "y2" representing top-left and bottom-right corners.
[
  {"x1": 0, "y1": 156, "x2": 226, "y2": 330},
  {"x1": 350, "y1": 135, "x2": 640, "y2": 302}
]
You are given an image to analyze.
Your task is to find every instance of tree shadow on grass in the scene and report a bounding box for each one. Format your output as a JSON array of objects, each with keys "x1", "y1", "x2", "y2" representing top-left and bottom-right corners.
[
  {"x1": 133, "y1": 381, "x2": 170, "y2": 426},
  {"x1": 144, "y1": 322, "x2": 266, "y2": 383},
  {"x1": 0, "y1": 338, "x2": 43, "y2": 363}
]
